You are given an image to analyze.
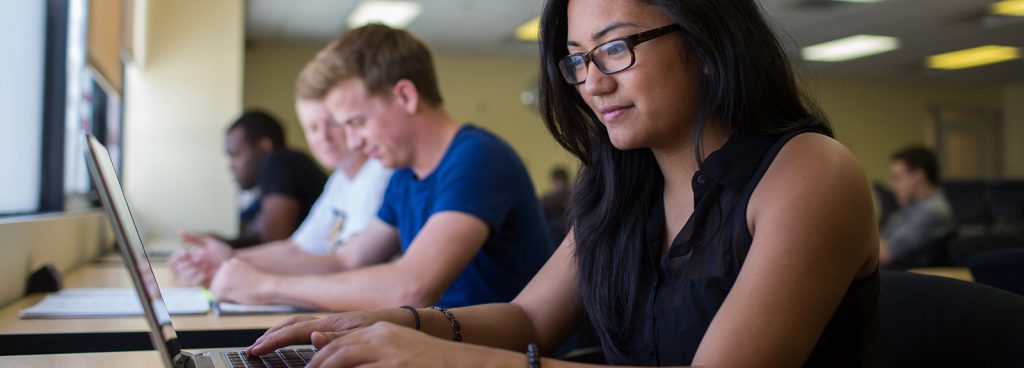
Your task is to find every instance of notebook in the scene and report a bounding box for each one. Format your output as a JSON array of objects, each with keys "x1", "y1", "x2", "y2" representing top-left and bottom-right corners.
[{"x1": 20, "y1": 287, "x2": 210, "y2": 318}]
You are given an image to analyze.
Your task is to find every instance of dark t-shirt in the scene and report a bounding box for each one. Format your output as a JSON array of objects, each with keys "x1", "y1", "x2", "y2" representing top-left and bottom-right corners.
[
  {"x1": 239, "y1": 149, "x2": 327, "y2": 244},
  {"x1": 377, "y1": 124, "x2": 554, "y2": 307}
]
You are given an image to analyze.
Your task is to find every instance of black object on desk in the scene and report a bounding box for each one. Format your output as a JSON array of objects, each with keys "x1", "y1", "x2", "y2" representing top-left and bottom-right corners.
[{"x1": 25, "y1": 264, "x2": 62, "y2": 294}]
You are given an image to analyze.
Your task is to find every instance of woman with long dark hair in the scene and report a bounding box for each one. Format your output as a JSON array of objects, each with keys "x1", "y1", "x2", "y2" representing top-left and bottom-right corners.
[{"x1": 247, "y1": 0, "x2": 880, "y2": 366}]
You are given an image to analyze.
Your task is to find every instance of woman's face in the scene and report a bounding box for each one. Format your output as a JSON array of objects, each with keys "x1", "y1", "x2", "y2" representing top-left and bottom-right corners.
[{"x1": 565, "y1": 0, "x2": 700, "y2": 151}]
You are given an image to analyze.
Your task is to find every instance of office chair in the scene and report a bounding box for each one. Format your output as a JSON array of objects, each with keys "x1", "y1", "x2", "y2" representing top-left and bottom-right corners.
[
  {"x1": 886, "y1": 232, "x2": 957, "y2": 270},
  {"x1": 948, "y1": 234, "x2": 1024, "y2": 266},
  {"x1": 968, "y1": 248, "x2": 1024, "y2": 297},
  {"x1": 941, "y1": 181, "x2": 991, "y2": 228},
  {"x1": 880, "y1": 271, "x2": 1024, "y2": 367},
  {"x1": 987, "y1": 181, "x2": 1024, "y2": 229}
]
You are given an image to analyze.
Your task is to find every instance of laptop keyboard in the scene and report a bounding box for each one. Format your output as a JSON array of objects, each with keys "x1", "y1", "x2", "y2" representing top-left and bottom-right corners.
[{"x1": 224, "y1": 348, "x2": 316, "y2": 368}]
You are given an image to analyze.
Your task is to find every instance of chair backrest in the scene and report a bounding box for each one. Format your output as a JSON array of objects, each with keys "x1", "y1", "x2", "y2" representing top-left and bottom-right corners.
[
  {"x1": 948, "y1": 234, "x2": 1024, "y2": 266},
  {"x1": 880, "y1": 271, "x2": 1024, "y2": 367},
  {"x1": 988, "y1": 181, "x2": 1024, "y2": 225},
  {"x1": 941, "y1": 181, "x2": 991, "y2": 227},
  {"x1": 968, "y1": 248, "x2": 1024, "y2": 296},
  {"x1": 887, "y1": 231, "x2": 957, "y2": 270}
]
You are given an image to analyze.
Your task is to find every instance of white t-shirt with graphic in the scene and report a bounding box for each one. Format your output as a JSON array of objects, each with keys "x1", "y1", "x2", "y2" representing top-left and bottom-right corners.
[{"x1": 291, "y1": 159, "x2": 392, "y2": 254}]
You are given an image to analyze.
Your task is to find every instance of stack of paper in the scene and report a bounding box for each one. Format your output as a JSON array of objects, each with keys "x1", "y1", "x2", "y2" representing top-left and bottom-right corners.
[
  {"x1": 20, "y1": 287, "x2": 211, "y2": 318},
  {"x1": 215, "y1": 302, "x2": 308, "y2": 316}
]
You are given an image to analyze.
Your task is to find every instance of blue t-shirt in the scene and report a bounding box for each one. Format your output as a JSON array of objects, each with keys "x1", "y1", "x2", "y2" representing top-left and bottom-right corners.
[{"x1": 377, "y1": 124, "x2": 554, "y2": 307}]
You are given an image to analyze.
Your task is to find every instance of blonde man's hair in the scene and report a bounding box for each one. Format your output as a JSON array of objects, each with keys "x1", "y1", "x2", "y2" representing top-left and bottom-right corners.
[{"x1": 296, "y1": 24, "x2": 443, "y2": 106}]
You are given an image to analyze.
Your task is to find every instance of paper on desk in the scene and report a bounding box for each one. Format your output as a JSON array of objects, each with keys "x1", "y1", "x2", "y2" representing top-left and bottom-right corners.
[
  {"x1": 143, "y1": 238, "x2": 184, "y2": 258},
  {"x1": 19, "y1": 287, "x2": 211, "y2": 318},
  {"x1": 214, "y1": 302, "x2": 309, "y2": 315}
]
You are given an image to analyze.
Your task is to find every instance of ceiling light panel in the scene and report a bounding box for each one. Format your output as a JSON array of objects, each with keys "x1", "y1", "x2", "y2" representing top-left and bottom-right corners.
[
  {"x1": 992, "y1": 0, "x2": 1024, "y2": 16},
  {"x1": 802, "y1": 35, "x2": 900, "y2": 62},
  {"x1": 347, "y1": 0, "x2": 421, "y2": 29},
  {"x1": 515, "y1": 17, "x2": 540, "y2": 41},
  {"x1": 927, "y1": 45, "x2": 1021, "y2": 70}
]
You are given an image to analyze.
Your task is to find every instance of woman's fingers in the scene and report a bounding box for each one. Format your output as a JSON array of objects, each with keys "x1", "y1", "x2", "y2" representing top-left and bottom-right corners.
[{"x1": 248, "y1": 317, "x2": 321, "y2": 355}]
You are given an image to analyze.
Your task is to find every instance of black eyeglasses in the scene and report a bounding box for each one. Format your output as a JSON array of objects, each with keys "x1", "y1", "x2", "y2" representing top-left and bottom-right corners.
[{"x1": 559, "y1": 24, "x2": 681, "y2": 85}]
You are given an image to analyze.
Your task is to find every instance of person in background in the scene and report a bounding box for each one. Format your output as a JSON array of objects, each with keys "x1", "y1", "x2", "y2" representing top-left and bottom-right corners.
[
  {"x1": 185, "y1": 24, "x2": 553, "y2": 312},
  {"x1": 879, "y1": 145, "x2": 956, "y2": 269},
  {"x1": 184, "y1": 111, "x2": 326, "y2": 248},
  {"x1": 540, "y1": 165, "x2": 572, "y2": 242},
  {"x1": 170, "y1": 100, "x2": 392, "y2": 288},
  {"x1": 247, "y1": 0, "x2": 880, "y2": 366}
]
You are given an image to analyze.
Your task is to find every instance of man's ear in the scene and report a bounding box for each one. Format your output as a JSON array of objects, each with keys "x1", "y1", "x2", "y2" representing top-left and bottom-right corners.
[
  {"x1": 910, "y1": 168, "x2": 927, "y2": 184},
  {"x1": 257, "y1": 137, "x2": 274, "y2": 152},
  {"x1": 391, "y1": 79, "x2": 420, "y2": 115}
]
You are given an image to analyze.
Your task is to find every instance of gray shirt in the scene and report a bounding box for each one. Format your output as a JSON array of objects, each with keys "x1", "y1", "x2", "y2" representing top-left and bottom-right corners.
[{"x1": 881, "y1": 192, "x2": 956, "y2": 263}]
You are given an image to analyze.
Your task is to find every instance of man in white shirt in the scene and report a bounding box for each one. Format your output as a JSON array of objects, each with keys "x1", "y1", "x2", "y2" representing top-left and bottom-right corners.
[
  {"x1": 170, "y1": 98, "x2": 392, "y2": 287},
  {"x1": 290, "y1": 159, "x2": 390, "y2": 255}
]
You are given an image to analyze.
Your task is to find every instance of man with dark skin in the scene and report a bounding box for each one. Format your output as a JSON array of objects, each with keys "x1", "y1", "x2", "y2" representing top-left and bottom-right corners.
[{"x1": 183, "y1": 111, "x2": 326, "y2": 248}]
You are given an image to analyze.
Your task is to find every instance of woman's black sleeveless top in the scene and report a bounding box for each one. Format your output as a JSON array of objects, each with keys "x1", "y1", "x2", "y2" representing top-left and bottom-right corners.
[{"x1": 604, "y1": 130, "x2": 880, "y2": 367}]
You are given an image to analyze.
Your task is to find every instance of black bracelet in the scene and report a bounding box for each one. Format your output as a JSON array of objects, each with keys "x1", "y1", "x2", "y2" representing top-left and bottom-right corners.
[
  {"x1": 527, "y1": 343, "x2": 541, "y2": 368},
  {"x1": 428, "y1": 306, "x2": 462, "y2": 342},
  {"x1": 399, "y1": 306, "x2": 421, "y2": 331}
]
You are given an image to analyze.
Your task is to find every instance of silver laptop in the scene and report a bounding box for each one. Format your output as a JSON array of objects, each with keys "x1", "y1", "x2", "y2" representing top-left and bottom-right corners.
[{"x1": 84, "y1": 134, "x2": 315, "y2": 368}]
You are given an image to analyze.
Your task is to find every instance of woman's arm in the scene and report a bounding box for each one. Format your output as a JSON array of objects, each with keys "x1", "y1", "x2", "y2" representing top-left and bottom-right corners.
[
  {"x1": 693, "y1": 134, "x2": 879, "y2": 367},
  {"x1": 424, "y1": 232, "x2": 587, "y2": 353},
  {"x1": 246, "y1": 232, "x2": 587, "y2": 355},
  {"x1": 291, "y1": 235, "x2": 665, "y2": 367},
  {"x1": 305, "y1": 321, "x2": 662, "y2": 368}
]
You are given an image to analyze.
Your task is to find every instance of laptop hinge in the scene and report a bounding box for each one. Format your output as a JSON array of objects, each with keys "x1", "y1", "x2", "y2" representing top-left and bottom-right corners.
[{"x1": 174, "y1": 351, "x2": 196, "y2": 368}]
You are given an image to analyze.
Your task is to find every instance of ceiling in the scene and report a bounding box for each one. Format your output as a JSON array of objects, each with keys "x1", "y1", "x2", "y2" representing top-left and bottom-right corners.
[{"x1": 246, "y1": 0, "x2": 1024, "y2": 86}]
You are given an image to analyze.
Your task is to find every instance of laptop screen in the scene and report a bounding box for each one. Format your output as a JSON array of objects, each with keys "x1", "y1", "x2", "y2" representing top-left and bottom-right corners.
[{"x1": 84, "y1": 134, "x2": 182, "y2": 366}]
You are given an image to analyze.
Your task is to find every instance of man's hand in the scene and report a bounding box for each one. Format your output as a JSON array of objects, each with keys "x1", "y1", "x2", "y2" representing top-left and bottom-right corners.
[
  {"x1": 209, "y1": 259, "x2": 274, "y2": 305},
  {"x1": 179, "y1": 231, "x2": 235, "y2": 266},
  {"x1": 169, "y1": 231, "x2": 234, "y2": 287},
  {"x1": 168, "y1": 250, "x2": 212, "y2": 287}
]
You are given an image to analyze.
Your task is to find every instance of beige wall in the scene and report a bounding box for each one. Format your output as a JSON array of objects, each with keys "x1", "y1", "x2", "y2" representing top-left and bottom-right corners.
[
  {"x1": 802, "y1": 76, "x2": 1004, "y2": 184},
  {"x1": 243, "y1": 43, "x2": 321, "y2": 156},
  {"x1": 1004, "y1": 83, "x2": 1024, "y2": 178},
  {"x1": 122, "y1": 0, "x2": 244, "y2": 239},
  {"x1": 433, "y1": 52, "x2": 578, "y2": 194},
  {"x1": 244, "y1": 43, "x2": 1016, "y2": 192},
  {"x1": 243, "y1": 44, "x2": 578, "y2": 194}
]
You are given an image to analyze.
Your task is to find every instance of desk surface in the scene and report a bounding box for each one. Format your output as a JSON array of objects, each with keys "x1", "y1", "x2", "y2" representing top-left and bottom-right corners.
[
  {"x1": 907, "y1": 267, "x2": 974, "y2": 282},
  {"x1": 0, "y1": 260, "x2": 325, "y2": 355},
  {"x1": 0, "y1": 351, "x2": 162, "y2": 367},
  {"x1": 0, "y1": 263, "x2": 320, "y2": 335}
]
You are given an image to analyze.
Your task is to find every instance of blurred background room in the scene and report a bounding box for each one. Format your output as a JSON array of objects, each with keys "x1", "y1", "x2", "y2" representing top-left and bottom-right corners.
[{"x1": 1, "y1": 0, "x2": 1023, "y2": 348}]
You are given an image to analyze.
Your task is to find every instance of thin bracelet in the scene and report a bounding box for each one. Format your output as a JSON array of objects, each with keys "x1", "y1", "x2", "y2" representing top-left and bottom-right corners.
[
  {"x1": 399, "y1": 306, "x2": 421, "y2": 331},
  {"x1": 527, "y1": 343, "x2": 541, "y2": 368},
  {"x1": 428, "y1": 306, "x2": 462, "y2": 342}
]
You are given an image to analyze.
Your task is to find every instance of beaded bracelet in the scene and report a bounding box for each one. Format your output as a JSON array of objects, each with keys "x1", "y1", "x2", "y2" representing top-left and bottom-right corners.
[
  {"x1": 428, "y1": 306, "x2": 462, "y2": 342},
  {"x1": 527, "y1": 343, "x2": 541, "y2": 368},
  {"x1": 399, "y1": 306, "x2": 421, "y2": 331}
]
